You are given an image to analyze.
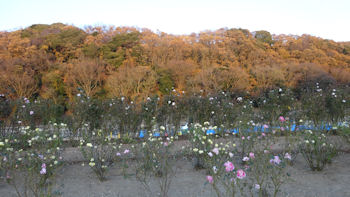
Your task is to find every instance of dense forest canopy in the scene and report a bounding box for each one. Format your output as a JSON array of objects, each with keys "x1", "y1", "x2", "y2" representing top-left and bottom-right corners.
[{"x1": 0, "y1": 23, "x2": 349, "y2": 103}]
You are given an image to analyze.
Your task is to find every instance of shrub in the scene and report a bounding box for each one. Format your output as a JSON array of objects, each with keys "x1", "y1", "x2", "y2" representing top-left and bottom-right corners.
[
  {"x1": 298, "y1": 130, "x2": 337, "y2": 171},
  {"x1": 80, "y1": 129, "x2": 124, "y2": 181},
  {"x1": 0, "y1": 124, "x2": 63, "y2": 197},
  {"x1": 135, "y1": 128, "x2": 176, "y2": 197}
]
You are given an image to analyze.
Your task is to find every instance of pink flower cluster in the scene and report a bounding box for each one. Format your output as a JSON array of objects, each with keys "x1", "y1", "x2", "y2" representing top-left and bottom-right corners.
[
  {"x1": 212, "y1": 148, "x2": 219, "y2": 155},
  {"x1": 249, "y1": 152, "x2": 255, "y2": 159},
  {"x1": 40, "y1": 163, "x2": 46, "y2": 175},
  {"x1": 284, "y1": 153, "x2": 292, "y2": 160},
  {"x1": 206, "y1": 175, "x2": 214, "y2": 183},
  {"x1": 270, "y1": 156, "x2": 281, "y2": 165},
  {"x1": 117, "y1": 149, "x2": 130, "y2": 156},
  {"x1": 279, "y1": 116, "x2": 285, "y2": 122},
  {"x1": 236, "y1": 169, "x2": 246, "y2": 179},
  {"x1": 224, "y1": 161, "x2": 235, "y2": 172}
]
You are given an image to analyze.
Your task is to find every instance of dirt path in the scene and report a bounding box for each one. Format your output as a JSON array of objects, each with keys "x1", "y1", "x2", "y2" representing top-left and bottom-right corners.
[{"x1": 1, "y1": 152, "x2": 350, "y2": 197}]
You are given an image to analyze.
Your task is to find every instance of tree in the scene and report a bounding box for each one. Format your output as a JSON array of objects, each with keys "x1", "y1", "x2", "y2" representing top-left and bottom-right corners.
[
  {"x1": 251, "y1": 65, "x2": 286, "y2": 92},
  {"x1": 254, "y1": 30, "x2": 274, "y2": 46},
  {"x1": 65, "y1": 57, "x2": 104, "y2": 98},
  {"x1": 106, "y1": 59, "x2": 156, "y2": 100},
  {"x1": 0, "y1": 60, "x2": 37, "y2": 98}
]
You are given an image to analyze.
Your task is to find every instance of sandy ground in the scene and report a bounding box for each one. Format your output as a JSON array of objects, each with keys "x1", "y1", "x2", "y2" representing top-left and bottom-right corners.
[{"x1": 1, "y1": 152, "x2": 350, "y2": 197}]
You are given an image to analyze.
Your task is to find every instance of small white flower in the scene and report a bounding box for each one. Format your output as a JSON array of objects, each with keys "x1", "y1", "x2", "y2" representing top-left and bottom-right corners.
[
  {"x1": 242, "y1": 157, "x2": 249, "y2": 161},
  {"x1": 255, "y1": 184, "x2": 260, "y2": 190},
  {"x1": 213, "y1": 166, "x2": 218, "y2": 174}
]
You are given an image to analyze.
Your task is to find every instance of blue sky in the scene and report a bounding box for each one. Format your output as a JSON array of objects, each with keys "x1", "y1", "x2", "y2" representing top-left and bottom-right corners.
[{"x1": 0, "y1": 0, "x2": 349, "y2": 41}]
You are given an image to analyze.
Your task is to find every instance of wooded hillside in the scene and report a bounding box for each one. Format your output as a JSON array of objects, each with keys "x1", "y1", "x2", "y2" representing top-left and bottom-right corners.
[{"x1": 1, "y1": 23, "x2": 349, "y2": 103}]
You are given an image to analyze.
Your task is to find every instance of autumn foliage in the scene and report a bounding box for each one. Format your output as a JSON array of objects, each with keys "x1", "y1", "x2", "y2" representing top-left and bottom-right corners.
[{"x1": 0, "y1": 23, "x2": 349, "y2": 102}]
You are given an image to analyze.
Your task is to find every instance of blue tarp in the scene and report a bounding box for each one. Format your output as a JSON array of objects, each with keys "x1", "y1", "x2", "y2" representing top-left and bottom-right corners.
[
  {"x1": 137, "y1": 123, "x2": 339, "y2": 138},
  {"x1": 139, "y1": 130, "x2": 145, "y2": 138},
  {"x1": 206, "y1": 129, "x2": 215, "y2": 135},
  {"x1": 154, "y1": 132, "x2": 160, "y2": 137},
  {"x1": 231, "y1": 128, "x2": 239, "y2": 134}
]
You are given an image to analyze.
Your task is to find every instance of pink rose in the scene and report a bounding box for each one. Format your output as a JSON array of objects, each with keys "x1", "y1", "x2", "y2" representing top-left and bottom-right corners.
[
  {"x1": 40, "y1": 168, "x2": 46, "y2": 175},
  {"x1": 284, "y1": 153, "x2": 292, "y2": 160},
  {"x1": 249, "y1": 152, "x2": 255, "y2": 159},
  {"x1": 224, "y1": 161, "x2": 235, "y2": 172},
  {"x1": 263, "y1": 124, "x2": 269, "y2": 129},
  {"x1": 40, "y1": 163, "x2": 47, "y2": 174},
  {"x1": 270, "y1": 156, "x2": 281, "y2": 165},
  {"x1": 212, "y1": 148, "x2": 219, "y2": 155},
  {"x1": 279, "y1": 116, "x2": 285, "y2": 122},
  {"x1": 236, "y1": 169, "x2": 246, "y2": 179},
  {"x1": 206, "y1": 175, "x2": 214, "y2": 184}
]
